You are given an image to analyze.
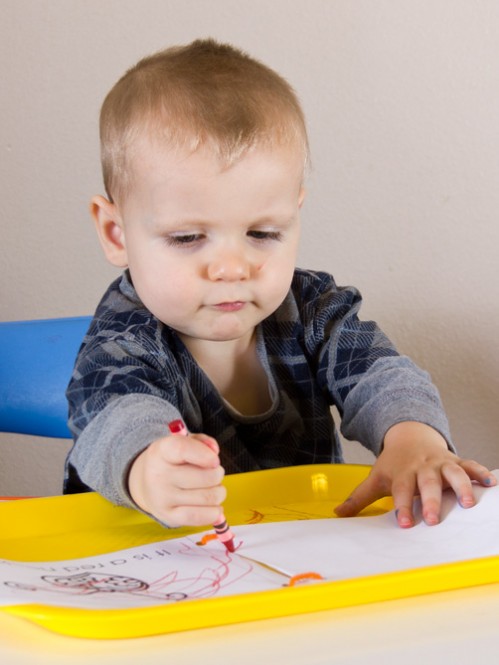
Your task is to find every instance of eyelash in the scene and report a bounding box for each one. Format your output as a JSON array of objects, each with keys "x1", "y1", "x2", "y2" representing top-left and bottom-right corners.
[
  {"x1": 164, "y1": 234, "x2": 203, "y2": 247},
  {"x1": 164, "y1": 230, "x2": 283, "y2": 247},
  {"x1": 247, "y1": 230, "x2": 283, "y2": 242}
]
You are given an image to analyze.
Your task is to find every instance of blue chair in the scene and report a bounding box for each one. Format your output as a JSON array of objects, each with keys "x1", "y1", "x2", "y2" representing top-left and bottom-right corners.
[{"x1": 0, "y1": 317, "x2": 92, "y2": 438}]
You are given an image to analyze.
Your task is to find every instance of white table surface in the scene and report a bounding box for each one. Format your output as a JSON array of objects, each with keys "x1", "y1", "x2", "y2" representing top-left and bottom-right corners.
[{"x1": 1, "y1": 582, "x2": 498, "y2": 665}]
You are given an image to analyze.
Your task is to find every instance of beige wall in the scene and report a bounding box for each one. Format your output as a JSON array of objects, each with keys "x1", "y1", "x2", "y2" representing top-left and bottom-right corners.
[{"x1": 1, "y1": 0, "x2": 498, "y2": 496}]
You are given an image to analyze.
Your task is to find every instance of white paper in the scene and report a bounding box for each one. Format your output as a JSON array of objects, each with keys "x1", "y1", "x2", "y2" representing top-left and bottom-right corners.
[
  {"x1": 240, "y1": 471, "x2": 499, "y2": 580},
  {"x1": 1, "y1": 471, "x2": 498, "y2": 609}
]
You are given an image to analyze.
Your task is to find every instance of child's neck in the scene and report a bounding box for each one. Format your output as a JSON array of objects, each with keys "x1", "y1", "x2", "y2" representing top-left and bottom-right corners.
[{"x1": 181, "y1": 330, "x2": 271, "y2": 416}]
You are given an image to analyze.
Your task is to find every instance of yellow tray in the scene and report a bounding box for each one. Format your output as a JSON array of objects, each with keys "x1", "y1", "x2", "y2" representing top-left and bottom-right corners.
[{"x1": 1, "y1": 464, "x2": 498, "y2": 639}]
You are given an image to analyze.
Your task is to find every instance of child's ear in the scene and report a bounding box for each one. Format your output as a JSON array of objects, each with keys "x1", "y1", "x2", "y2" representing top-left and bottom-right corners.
[
  {"x1": 298, "y1": 187, "x2": 306, "y2": 208},
  {"x1": 90, "y1": 195, "x2": 129, "y2": 268}
]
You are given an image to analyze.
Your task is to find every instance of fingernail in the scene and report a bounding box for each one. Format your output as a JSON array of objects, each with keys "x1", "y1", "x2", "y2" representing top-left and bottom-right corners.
[
  {"x1": 459, "y1": 496, "x2": 475, "y2": 508},
  {"x1": 396, "y1": 512, "x2": 413, "y2": 528},
  {"x1": 425, "y1": 514, "x2": 439, "y2": 526}
]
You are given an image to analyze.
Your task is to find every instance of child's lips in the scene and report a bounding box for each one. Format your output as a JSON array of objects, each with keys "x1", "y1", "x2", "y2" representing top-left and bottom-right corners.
[{"x1": 212, "y1": 301, "x2": 246, "y2": 312}]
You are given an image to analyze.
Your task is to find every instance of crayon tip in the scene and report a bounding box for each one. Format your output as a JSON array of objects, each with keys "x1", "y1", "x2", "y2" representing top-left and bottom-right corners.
[{"x1": 223, "y1": 538, "x2": 236, "y2": 553}]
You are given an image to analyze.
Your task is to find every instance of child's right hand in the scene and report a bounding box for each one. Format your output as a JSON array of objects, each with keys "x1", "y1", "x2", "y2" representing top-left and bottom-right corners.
[{"x1": 127, "y1": 432, "x2": 226, "y2": 527}]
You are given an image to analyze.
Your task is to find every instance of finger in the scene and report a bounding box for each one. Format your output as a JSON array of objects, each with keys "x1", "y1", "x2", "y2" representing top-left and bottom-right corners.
[
  {"x1": 192, "y1": 433, "x2": 220, "y2": 454},
  {"x1": 160, "y1": 436, "x2": 220, "y2": 468},
  {"x1": 168, "y1": 430, "x2": 220, "y2": 455},
  {"x1": 334, "y1": 476, "x2": 386, "y2": 518},
  {"x1": 163, "y1": 485, "x2": 227, "y2": 527},
  {"x1": 165, "y1": 504, "x2": 228, "y2": 528},
  {"x1": 441, "y1": 462, "x2": 477, "y2": 509},
  {"x1": 458, "y1": 459, "x2": 497, "y2": 488},
  {"x1": 416, "y1": 469, "x2": 443, "y2": 526},
  {"x1": 391, "y1": 474, "x2": 418, "y2": 528},
  {"x1": 151, "y1": 481, "x2": 227, "y2": 527},
  {"x1": 169, "y1": 463, "x2": 225, "y2": 491},
  {"x1": 174, "y1": 484, "x2": 227, "y2": 509}
]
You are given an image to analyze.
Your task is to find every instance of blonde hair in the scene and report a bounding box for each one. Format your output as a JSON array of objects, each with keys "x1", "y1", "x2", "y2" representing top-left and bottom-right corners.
[{"x1": 99, "y1": 39, "x2": 309, "y2": 203}]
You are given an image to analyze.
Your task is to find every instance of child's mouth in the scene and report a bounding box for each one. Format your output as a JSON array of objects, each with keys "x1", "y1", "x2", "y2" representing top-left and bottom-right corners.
[{"x1": 213, "y1": 301, "x2": 246, "y2": 312}]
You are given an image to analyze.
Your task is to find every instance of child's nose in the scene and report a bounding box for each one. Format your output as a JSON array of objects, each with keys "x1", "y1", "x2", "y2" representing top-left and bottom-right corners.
[{"x1": 207, "y1": 246, "x2": 252, "y2": 281}]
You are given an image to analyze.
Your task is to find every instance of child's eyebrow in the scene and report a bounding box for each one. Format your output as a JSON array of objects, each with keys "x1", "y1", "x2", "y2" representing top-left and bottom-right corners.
[
  {"x1": 250, "y1": 213, "x2": 298, "y2": 226},
  {"x1": 151, "y1": 211, "x2": 298, "y2": 230},
  {"x1": 147, "y1": 216, "x2": 205, "y2": 231}
]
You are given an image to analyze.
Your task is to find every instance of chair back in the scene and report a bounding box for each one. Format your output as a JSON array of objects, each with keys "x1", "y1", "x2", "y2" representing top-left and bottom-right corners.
[{"x1": 0, "y1": 317, "x2": 91, "y2": 438}]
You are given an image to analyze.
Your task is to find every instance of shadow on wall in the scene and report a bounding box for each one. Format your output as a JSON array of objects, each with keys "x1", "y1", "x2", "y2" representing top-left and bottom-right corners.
[{"x1": 386, "y1": 311, "x2": 499, "y2": 470}]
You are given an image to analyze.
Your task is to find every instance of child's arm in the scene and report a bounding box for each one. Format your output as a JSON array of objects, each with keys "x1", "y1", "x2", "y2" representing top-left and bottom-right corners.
[
  {"x1": 127, "y1": 431, "x2": 227, "y2": 527},
  {"x1": 335, "y1": 421, "x2": 497, "y2": 527}
]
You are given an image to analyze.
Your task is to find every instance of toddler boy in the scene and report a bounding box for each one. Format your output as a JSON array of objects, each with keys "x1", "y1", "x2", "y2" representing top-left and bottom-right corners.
[{"x1": 65, "y1": 39, "x2": 495, "y2": 529}]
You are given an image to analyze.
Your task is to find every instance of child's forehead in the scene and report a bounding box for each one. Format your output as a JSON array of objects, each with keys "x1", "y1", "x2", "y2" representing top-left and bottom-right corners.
[
  {"x1": 119, "y1": 137, "x2": 305, "y2": 219},
  {"x1": 112, "y1": 132, "x2": 306, "y2": 212},
  {"x1": 131, "y1": 135, "x2": 305, "y2": 179}
]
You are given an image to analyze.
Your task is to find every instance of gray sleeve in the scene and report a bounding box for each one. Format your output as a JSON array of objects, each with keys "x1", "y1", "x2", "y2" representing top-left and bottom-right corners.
[
  {"x1": 340, "y1": 355, "x2": 454, "y2": 456},
  {"x1": 66, "y1": 394, "x2": 181, "y2": 509}
]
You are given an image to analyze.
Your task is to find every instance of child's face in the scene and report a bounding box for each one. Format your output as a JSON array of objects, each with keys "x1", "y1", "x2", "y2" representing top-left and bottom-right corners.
[{"x1": 93, "y1": 141, "x2": 305, "y2": 348}]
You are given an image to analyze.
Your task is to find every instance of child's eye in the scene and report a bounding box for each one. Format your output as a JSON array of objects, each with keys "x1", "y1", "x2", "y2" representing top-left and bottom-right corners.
[
  {"x1": 247, "y1": 230, "x2": 283, "y2": 242},
  {"x1": 164, "y1": 233, "x2": 204, "y2": 247}
]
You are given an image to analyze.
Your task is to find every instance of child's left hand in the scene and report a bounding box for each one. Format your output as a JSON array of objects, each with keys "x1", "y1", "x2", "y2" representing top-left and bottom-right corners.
[{"x1": 334, "y1": 421, "x2": 497, "y2": 527}]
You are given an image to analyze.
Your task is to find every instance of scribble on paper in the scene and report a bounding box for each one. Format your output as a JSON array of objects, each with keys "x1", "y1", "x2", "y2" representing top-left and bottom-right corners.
[
  {"x1": 2, "y1": 539, "x2": 262, "y2": 605},
  {"x1": 5, "y1": 573, "x2": 187, "y2": 602},
  {"x1": 0, "y1": 535, "x2": 288, "y2": 609}
]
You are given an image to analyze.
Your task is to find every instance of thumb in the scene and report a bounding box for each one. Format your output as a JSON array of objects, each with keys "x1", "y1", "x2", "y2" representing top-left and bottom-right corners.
[{"x1": 334, "y1": 476, "x2": 385, "y2": 518}]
